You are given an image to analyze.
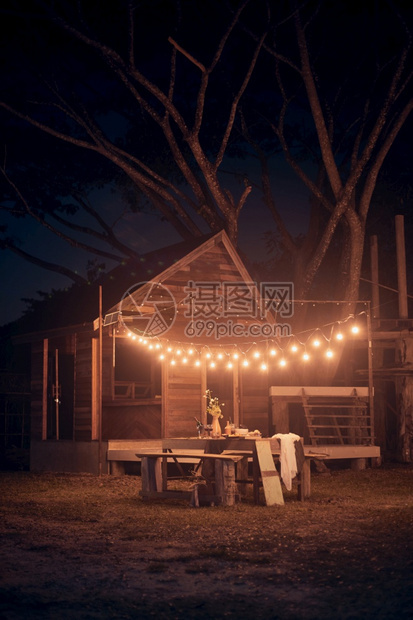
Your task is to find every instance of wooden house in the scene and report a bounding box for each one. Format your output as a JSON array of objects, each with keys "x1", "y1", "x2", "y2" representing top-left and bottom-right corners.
[
  {"x1": 21, "y1": 231, "x2": 379, "y2": 474},
  {"x1": 24, "y1": 232, "x2": 278, "y2": 472}
]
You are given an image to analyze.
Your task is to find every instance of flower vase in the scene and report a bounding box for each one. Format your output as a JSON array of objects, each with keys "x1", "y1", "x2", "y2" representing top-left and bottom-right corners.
[{"x1": 211, "y1": 416, "x2": 222, "y2": 438}]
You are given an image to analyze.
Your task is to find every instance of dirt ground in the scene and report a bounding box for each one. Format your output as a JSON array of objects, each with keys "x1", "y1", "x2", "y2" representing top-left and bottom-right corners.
[{"x1": 0, "y1": 463, "x2": 412, "y2": 620}]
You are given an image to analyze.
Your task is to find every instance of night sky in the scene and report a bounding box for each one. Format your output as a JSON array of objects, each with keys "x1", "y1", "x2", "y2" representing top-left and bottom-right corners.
[{"x1": 1, "y1": 0, "x2": 412, "y2": 327}]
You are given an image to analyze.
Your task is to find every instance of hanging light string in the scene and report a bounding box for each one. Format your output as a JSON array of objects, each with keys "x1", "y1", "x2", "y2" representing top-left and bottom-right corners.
[{"x1": 118, "y1": 303, "x2": 368, "y2": 371}]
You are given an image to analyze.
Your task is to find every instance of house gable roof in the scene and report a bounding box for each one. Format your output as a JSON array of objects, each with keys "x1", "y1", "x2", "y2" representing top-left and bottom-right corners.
[{"x1": 110, "y1": 230, "x2": 274, "y2": 347}]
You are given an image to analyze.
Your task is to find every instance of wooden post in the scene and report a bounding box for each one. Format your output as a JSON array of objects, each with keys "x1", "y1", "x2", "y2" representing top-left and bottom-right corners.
[
  {"x1": 141, "y1": 457, "x2": 162, "y2": 495},
  {"x1": 55, "y1": 349, "x2": 59, "y2": 441},
  {"x1": 214, "y1": 459, "x2": 238, "y2": 506},
  {"x1": 395, "y1": 339, "x2": 413, "y2": 463},
  {"x1": 370, "y1": 235, "x2": 380, "y2": 323},
  {"x1": 298, "y1": 459, "x2": 311, "y2": 500},
  {"x1": 236, "y1": 456, "x2": 249, "y2": 497},
  {"x1": 98, "y1": 286, "x2": 103, "y2": 476},
  {"x1": 232, "y1": 358, "x2": 240, "y2": 428},
  {"x1": 395, "y1": 215, "x2": 408, "y2": 319},
  {"x1": 395, "y1": 216, "x2": 412, "y2": 462},
  {"x1": 271, "y1": 398, "x2": 289, "y2": 434},
  {"x1": 366, "y1": 303, "x2": 375, "y2": 441},
  {"x1": 42, "y1": 339, "x2": 48, "y2": 440}
]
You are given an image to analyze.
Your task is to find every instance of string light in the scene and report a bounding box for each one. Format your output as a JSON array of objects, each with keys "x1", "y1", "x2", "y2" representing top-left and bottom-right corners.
[{"x1": 121, "y1": 309, "x2": 367, "y2": 370}]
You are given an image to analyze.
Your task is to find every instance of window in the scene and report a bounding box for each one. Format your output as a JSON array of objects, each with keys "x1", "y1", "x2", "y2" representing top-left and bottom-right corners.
[{"x1": 114, "y1": 338, "x2": 161, "y2": 400}]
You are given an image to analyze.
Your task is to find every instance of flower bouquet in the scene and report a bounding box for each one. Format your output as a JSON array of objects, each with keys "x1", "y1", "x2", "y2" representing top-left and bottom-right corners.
[{"x1": 204, "y1": 389, "x2": 224, "y2": 437}]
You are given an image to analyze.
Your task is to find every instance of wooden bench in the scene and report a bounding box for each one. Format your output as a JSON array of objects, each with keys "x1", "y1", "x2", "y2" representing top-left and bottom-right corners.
[
  {"x1": 135, "y1": 452, "x2": 244, "y2": 507},
  {"x1": 135, "y1": 443, "x2": 328, "y2": 506},
  {"x1": 222, "y1": 448, "x2": 328, "y2": 502}
]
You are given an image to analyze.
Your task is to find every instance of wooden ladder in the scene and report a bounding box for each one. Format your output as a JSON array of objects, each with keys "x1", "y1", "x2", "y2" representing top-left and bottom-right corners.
[{"x1": 301, "y1": 388, "x2": 371, "y2": 446}]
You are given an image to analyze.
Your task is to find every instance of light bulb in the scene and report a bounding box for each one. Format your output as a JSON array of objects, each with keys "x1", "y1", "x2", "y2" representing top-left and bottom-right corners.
[
  {"x1": 303, "y1": 353, "x2": 310, "y2": 361},
  {"x1": 313, "y1": 339, "x2": 320, "y2": 347},
  {"x1": 326, "y1": 350, "x2": 333, "y2": 358},
  {"x1": 351, "y1": 325, "x2": 359, "y2": 334},
  {"x1": 280, "y1": 359, "x2": 287, "y2": 366},
  {"x1": 336, "y1": 333, "x2": 343, "y2": 341}
]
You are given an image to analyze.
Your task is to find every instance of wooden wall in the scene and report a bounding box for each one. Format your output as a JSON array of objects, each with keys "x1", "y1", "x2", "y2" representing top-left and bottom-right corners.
[
  {"x1": 30, "y1": 340, "x2": 47, "y2": 441},
  {"x1": 30, "y1": 335, "x2": 77, "y2": 441},
  {"x1": 163, "y1": 363, "x2": 204, "y2": 437},
  {"x1": 239, "y1": 369, "x2": 271, "y2": 435},
  {"x1": 74, "y1": 332, "x2": 93, "y2": 441},
  {"x1": 103, "y1": 402, "x2": 161, "y2": 439}
]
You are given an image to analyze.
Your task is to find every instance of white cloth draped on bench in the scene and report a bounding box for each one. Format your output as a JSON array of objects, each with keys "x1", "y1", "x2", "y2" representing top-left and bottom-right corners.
[{"x1": 272, "y1": 433, "x2": 301, "y2": 490}]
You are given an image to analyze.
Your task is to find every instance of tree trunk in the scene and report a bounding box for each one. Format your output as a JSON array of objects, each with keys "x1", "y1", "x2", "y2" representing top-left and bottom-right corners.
[{"x1": 395, "y1": 338, "x2": 413, "y2": 463}]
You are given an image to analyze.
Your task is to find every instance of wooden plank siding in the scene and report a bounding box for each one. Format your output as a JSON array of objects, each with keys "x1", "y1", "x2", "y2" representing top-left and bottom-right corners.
[
  {"x1": 27, "y1": 232, "x2": 274, "y2": 456},
  {"x1": 74, "y1": 332, "x2": 93, "y2": 441},
  {"x1": 117, "y1": 233, "x2": 270, "y2": 349},
  {"x1": 30, "y1": 339, "x2": 47, "y2": 441},
  {"x1": 103, "y1": 402, "x2": 161, "y2": 439}
]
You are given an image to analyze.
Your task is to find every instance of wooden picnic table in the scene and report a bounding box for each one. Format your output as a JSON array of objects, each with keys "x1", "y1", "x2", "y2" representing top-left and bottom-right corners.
[{"x1": 158, "y1": 437, "x2": 328, "y2": 505}]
